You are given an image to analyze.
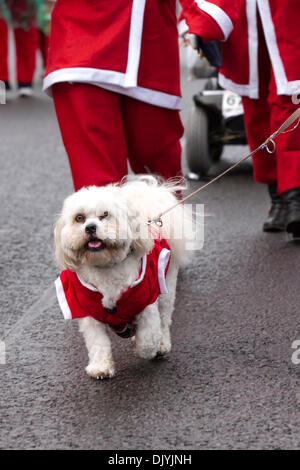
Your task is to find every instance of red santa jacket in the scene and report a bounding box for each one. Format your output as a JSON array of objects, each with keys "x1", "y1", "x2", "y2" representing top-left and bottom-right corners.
[
  {"x1": 180, "y1": 0, "x2": 300, "y2": 98},
  {"x1": 44, "y1": 0, "x2": 182, "y2": 109},
  {"x1": 55, "y1": 239, "x2": 171, "y2": 338}
]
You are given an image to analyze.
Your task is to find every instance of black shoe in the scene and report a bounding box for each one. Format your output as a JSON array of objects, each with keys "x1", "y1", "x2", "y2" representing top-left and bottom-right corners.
[
  {"x1": 283, "y1": 187, "x2": 300, "y2": 239},
  {"x1": 263, "y1": 183, "x2": 287, "y2": 232}
]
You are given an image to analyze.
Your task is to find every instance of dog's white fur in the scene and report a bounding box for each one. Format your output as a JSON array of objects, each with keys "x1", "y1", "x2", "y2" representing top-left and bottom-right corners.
[{"x1": 54, "y1": 176, "x2": 193, "y2": 379}]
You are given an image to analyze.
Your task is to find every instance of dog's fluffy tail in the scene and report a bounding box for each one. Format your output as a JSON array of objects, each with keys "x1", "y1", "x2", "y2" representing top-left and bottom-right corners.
[{"x1": 118, "y1": 175, "x2": 201, "y2": 266}]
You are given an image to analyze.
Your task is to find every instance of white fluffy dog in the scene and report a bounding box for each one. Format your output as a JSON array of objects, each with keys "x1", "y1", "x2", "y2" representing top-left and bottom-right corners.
[{"x1": 54, "y1": 176, "x2": 194, "y2": 379}]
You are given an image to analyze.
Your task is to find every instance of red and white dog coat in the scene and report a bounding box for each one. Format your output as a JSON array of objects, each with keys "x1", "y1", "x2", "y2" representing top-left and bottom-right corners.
[{"x1": 55, "y1": 239, "x2": 171, "y2": 338}]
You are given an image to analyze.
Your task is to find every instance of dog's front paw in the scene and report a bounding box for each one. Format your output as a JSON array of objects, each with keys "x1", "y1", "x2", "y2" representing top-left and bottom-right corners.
[
  {"x1": 135, "y1": 335, "x2": 161, "y2": 360},
  {"x1": 134, "y1": 304, "x2": 162, "y2": 359},
  {"x1": 156, "y1": 338, "x2": 171, "y2": 357},
  {"x1": 156, "y1": 330, "x2": 171, "y2": 357},
  {"x1": 85, "y1": 361, "x2": 115, "y2": 380}
]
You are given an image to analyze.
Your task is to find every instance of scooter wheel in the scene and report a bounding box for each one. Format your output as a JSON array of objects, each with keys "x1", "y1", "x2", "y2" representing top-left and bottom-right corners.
[{"x1": 185, "y1": 106, "x2": 213, "y2": 175}]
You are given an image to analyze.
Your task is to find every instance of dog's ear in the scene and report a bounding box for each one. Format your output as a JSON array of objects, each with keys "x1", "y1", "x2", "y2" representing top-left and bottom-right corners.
[
  {"x1": 54, "y1": 215, "x2": 66, "y2": 268},
  {"x1": 125, "y1": 202, "x2": 154, "y2": 257},
  {"x1": 54, "y1": 215, "x2": 79, "y2": 271}
]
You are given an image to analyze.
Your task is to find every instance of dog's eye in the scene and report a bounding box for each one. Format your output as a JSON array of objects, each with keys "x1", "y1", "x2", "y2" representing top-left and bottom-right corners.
[
  {"x1": 99, "y1": 211, "x2": 109, "y2": 221},
  {"x1": 75, "y1": 214, "x2": 85, "y2": 223}
]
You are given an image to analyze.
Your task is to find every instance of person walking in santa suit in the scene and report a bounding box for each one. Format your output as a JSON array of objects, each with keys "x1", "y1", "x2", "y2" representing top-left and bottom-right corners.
[
  {"x1": 44, "y1": 0, "x2": 183, "y2": 190},
  {"x1": 0, "y1": 8, "x2": 9, "y2": 90},
  {"x1": 43, "y1": 0, "x2": 237, "y2": 192},
  {"x1": 0, "y1": 0, "x2": 40, "y2": 96},
  {"x1": 180, "y1": 0, "x2": 300, "y2": 239}
]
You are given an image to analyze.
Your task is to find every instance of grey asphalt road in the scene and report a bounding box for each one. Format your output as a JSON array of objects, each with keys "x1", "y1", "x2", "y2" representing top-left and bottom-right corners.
[{"x1": 1, "y1": 64, "x2": 300, "y2": 450}]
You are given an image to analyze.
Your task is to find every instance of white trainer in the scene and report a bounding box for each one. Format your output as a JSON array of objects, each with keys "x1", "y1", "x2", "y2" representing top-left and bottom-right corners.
[{"x1": 18, "y1": 86, "x2": 33, "y2": 98}]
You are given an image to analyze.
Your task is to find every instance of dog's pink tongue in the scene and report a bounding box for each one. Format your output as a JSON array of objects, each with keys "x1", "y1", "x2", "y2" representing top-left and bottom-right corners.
[{"x1": 88, "y1": 240, "x2": 102, "y2": 249}]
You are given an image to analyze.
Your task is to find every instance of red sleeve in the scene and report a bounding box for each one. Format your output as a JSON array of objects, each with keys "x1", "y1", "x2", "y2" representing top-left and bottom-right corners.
[{"x1": 179, "y1": 0, "x2": 238, "y2": 42}]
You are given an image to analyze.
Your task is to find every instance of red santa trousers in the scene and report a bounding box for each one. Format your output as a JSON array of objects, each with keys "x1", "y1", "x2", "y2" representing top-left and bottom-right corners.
[
  {"x1": 52, "y1": 82, "x2": 184, "y2": 191},
  {"x1": 38, "y1": 31, "x2": 49, "y2": 68},
  {"x1": 0, "y1": 19, "x2": 8, "y2": 82},
  {"x1": 242, "y1": 18, "x2": 300, "y2": 196},
  {"x1": 0, "y1": 21, "x2": 38, "y2": 84},
  {"x1": 14, "y1": 27, "x2": 39, "y2": 84}
]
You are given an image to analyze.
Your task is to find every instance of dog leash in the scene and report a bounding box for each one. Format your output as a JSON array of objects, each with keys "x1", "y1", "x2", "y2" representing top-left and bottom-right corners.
[{"x1": 148, "y1": 107, "x2": 300, "y2": 227}]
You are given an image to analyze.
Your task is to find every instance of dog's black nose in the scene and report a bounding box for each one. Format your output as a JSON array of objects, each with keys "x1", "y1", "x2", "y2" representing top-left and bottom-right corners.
[{"x1": 85, "y1": 224, "x2": 97, "y2": 235}]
